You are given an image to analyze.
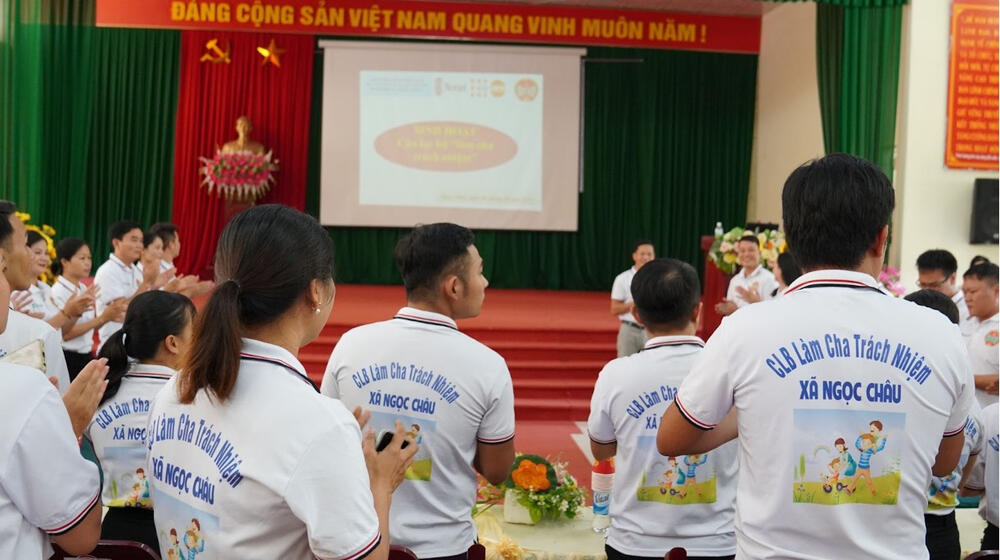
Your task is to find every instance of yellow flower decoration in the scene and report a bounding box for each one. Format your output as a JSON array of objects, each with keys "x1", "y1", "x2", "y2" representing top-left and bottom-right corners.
[
  {"x1": 511, "y1": 459, "x2": 550, "y2": 491},
  {"x1": 723, "y1": 252, "x2": 738, "y2": 264}
]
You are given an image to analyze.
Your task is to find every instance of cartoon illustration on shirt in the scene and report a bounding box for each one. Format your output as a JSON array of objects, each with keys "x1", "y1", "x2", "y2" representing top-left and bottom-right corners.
[
  {"x1": 370, "y1": 410, "x2": 435, "y2": 481},
  {"x1": 635, "y1": 437, "x2": 716, "y2": 504},
  {"x1": 679, "y1": 454, "x2": 708, "y2": 498},
  {"x1": 137, "y1": 467, "x2": 150, "y2": 499},
  {"x1": 126, "y1": 483, "x2": 142, "y2": 506},
  {"x1": 153, "y1": 487, "x2": 219, "y2": 560},
  {"x1": 793, "y1": 410, "x2": 902, "y2": 506},
  {"x1": 101, "y1": 446, "x2": 153, "y2": 508}
]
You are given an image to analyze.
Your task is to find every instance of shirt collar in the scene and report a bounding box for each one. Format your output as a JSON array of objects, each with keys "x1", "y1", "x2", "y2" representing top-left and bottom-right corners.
[
  {"x1": 125, "y1": 363, "x2": 177, "y2": 380},
  {"x1": 740, "y1": 265, "x2": 763, "y2": 278},
  {"x1": 55, "y1": 276, "x2": 78, "y2": 292},
  {"x1": 108, "y1": 254, "x2": 133, "y2": 271},
  {"x1": 643, "y1": 335, "x2": 705, "y2": 350},
  {"x1": 239, "y1": 338, "x2": 310, "y2": 381},
  {"x1": 393, "y1": 306, "x2": 459, "y2": 330},
  {"x1": 952, "y1": 291, "x2": 965, "y2": 304},
  {"x1": 784, "y1": 269, "x2": 885, "y2": 295}
]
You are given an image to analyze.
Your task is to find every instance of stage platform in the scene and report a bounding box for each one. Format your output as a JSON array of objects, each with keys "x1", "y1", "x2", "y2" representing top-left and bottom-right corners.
[{"x1": 299, "y1": 284, "x2": 619, "y2": 421}]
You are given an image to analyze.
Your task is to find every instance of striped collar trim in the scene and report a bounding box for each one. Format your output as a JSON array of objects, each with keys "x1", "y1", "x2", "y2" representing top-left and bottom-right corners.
[
  {"x1": 784, "y1": 270, "x2": 884, "y2": 296},
  {"x1": 55, "y1": 276, "x2": 79, "y2": 293},
  {"x1": 393, "y1": 307, "x2": 459, "y2": 330},
  {"x1": 239, "y1": 338, "x2": 316, "y2": 392},
  {"x1": 124, "y1": 364, "x2": 177, "y2": 380},
  {"x1": 643, "y1": 335, "x2": 705, "y2": 351}
]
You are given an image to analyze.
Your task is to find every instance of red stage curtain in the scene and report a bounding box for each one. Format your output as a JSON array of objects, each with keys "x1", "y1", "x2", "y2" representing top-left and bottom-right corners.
[{"x1": 172, "y1": 31, "x2": 314, "y2": 277}]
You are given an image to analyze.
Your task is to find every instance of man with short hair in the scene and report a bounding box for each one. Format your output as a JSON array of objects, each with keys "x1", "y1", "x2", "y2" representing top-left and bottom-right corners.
[
  {"x1": 322, "y1": 223, "x2": 515, "y2": 560},
  {"x1": 589, "y1": 258, "x2": 737, "y2": 560},
  {"x1": 612, "y1": 240, "x2": 655, "y2": 357},
  {"x1": 714, "y1": 234, "x2": 779, "y2": 317},
  {"x1": 963, "y1": 262, "x2": 999, "y2": 408},
  {"x1": 916, "y1": 249, "x2": 974, "y2": 339},
  {"x1": 148, "y1": 222, "x2": 213, "y2": 297},
  {"x1": 657, "y1": 153, "x2": 972, "y2": 559},
  {"x1": 93, "y1": 220, "x2": 169, "y2": 349}
]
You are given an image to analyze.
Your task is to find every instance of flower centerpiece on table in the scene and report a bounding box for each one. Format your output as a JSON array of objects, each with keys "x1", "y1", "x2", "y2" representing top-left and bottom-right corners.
[
  {"x1": 15, "y1": 212, "x2": 56, "y2": 284},
  {"x1": 708, "y1": 226, "x2": 785, "y2": 275},
  {"x1": 878, "y1": 266, "x2": 905, "y2": 297},
  {"x1": 500, "y1": 454, "x2": 586, "y2": 524},
  {"x1": 198, "y1": 149, "x2": 278, "y2": 202}
]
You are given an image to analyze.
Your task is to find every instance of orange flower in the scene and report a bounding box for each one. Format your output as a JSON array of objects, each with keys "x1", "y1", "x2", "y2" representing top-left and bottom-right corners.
[{"x1": 511, "y1": 459, "x2": 550, "y2": 491}]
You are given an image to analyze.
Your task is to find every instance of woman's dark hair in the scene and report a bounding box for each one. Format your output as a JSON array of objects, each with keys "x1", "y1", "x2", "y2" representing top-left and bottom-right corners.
[
  {"x1": 777, "y1": 252, "x2": 803, "y2": 286},
  {"x1": 26, "y1": 230, "x2": 45, "y2": 248},
  {"x1": 143, "y1": 230, "x2": 161, "y2": 249},
  {"x1": 179, "y1": 204, "x2": 334, "y2": 403},
  {"x1": 98, "y1": 291, "x2": 195, "y2": 404},
  {"x1": 52, "y1": 237, "x2": 88, "y2": 277}
]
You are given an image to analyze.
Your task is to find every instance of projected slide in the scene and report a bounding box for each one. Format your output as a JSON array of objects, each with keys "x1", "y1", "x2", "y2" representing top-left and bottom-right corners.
[
  {"x1": 319, "y1": 41, "x2": 582, "y2": 231},
  {"x1": 360, "y1": 71, "x2": 543, "y2": 211}
]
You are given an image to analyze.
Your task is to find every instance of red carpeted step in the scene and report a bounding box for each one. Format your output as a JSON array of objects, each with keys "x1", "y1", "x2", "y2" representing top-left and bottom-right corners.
[
  {"x1": 514, "y1": 397, "x2": 592, "y2": 421},
  {"x1": 304, "y1": 334, "x2": 616, "y2": 362},
  {"x1": 506, "y1": 360, "x2": 605, "y2": 380},
  {"x1": 513, "y1": 378, "x2": 596, "y2": 400}
]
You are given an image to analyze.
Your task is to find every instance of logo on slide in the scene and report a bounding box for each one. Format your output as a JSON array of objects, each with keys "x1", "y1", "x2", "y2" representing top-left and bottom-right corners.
[
  {"x1": 515, "y1": 78, "x2": 538, "y2": 101},
  {"x1": 490, "y1": 80, "x2": 506, "y2": 98}
]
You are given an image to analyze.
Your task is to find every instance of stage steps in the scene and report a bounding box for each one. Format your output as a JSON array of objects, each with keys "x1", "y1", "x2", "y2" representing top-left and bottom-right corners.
[{"x1": 299, "y1": 324, "x2": 617, "y2": 421}]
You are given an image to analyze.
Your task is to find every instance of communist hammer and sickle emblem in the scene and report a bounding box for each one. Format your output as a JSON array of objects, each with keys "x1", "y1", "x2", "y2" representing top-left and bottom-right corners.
[{"x1": 200, "y1": 39, "x2": 231, "y2": 64}]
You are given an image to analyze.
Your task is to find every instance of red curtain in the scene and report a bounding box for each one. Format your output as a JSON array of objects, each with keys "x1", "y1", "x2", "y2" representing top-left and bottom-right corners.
[{"x1": 172, "y1": 30, "x2": 314, "y2": 277}]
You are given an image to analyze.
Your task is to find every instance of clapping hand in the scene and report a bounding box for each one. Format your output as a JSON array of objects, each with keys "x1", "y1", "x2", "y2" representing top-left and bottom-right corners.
[{"x1": 61, "y1": 358, "x2": 109, "y2": 438}]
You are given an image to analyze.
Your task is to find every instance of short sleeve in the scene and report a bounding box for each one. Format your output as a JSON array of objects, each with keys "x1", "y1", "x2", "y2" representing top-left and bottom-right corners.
[
  {"x1": 611, "y1": 273, "x2": 629, "y2": 302},
  {"x1": 587, "y1": 370, "x2": 616, "y2": 444},
  {"x1": 675, "y1": 324, "x2": 737, "y2": 430},
  {"x1": 43, "y1": 327, "x2": 71, "y2": 396},
  {"x1": 284, "y1": 409, "x2": 380, "y2": 560},
  {"x1": 967, "y1": 413, "x2": 984, "y2": 457},
  {"x1": 477, "y1": 367, "x2": 515, "y2": 444},
  {"x1": 320, "y1": 347, "x2": 342, "y2": 399},
  {"x1": 945, "y1": 363, "x2": 975, "y2": 437},
  {"x1": 4, "y1": 385, "x2": 100, "y2": 535}
]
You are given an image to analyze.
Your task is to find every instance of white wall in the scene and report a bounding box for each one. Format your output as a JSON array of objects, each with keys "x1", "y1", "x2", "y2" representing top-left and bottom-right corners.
[
  {"x1": 747, "y1": 2, "x2": 825, "y2": 225},
  {"x1": 895, "y1": 0, "x2": 999, "y2": 286},
  {"x1": 750, "y1": 0, "x2": 999, "y2": 285}
]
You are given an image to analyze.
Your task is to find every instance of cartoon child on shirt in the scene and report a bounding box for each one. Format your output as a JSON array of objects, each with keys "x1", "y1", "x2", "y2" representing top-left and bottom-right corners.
[
  {"x1": 168, "y1": 528, "x2": 182, "y2": 559},
  {"x1": 846, "y1": 422, "x2": 887, "y2": 496},
  {"x1": 822, "y1": 457, "x2": 842, "y2": 492},
  {"x1": 680, "y1": 454, "x2": 708, "y2": 498}
]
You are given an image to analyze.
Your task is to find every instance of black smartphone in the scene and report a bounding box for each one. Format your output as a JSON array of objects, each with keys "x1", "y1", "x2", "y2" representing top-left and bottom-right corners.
[{"x1": 375, "y1": 429, "x2": 411, "y2": 452}]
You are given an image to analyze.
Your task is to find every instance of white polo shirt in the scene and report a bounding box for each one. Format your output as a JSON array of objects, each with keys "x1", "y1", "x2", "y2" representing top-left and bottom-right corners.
[
  {"x1": 51, "y1": 276, "x2": 97, "y2": 354},
  {"x1": 12, "y1": 280, "x2": 58, "y2": 319},
  {"x1": 612, "y1": 267, "x2": 640, "y2": 324},
  {"x1": 94, "y1": 254, "x2": 141, "y2": 350},
  {"x1": 675, "y1": 269, "x2": 973, "y2": 560},
  {"x1": 726, "y1": 265, "x2": 779, "y2": 308},
  {"x1": 147, "y1": 338, "x2": 380, "y2": 560},
  {"x1": 926, "y1": 409, "x2": 982, "y2": 516},
  {"x1": 967, "y1": 403, "x2": 998, "y2": 526},
  {"x1": 952, "y1": 290, "x2": 975, "y2": 340},
  {"x1": 160, "y1": 259, "x2": 174, "y2": 274},
  {"x1": 87, "y1": 363, "x2": 176, "y2": 510},
  {"x1": 588, "y1": 336, "x2": 737, "y2": 557},
  {"x1": 0, "y1": 363, "x2": 101, "y2": 559},
  {"x1": 968, "y1": 313, "x2": 999, "y2": 408},
  {"x1": 0, "y1": 310, "x2": 71, "y2": 394},
  {"x1": 322, "y1": 307, "x2": 516, "y2": 558}
]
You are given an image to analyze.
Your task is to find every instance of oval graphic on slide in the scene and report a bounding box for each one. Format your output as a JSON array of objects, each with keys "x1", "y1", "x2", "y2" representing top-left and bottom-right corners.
[{"x1": 374, "y1": 121, "x2": 518, "y2": 172}]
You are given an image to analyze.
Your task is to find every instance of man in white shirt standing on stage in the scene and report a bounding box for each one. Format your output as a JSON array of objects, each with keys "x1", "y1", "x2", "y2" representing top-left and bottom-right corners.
[
  {"x1": 657, "y1": 153, "x2": 973, "y2": 560},
  {"x1": 590, "y1": 257, "x2": 738, "y2": 560},
  {"x1": 916, "y1": 249, "x2": 975, "y2": 340},
  {"x1": 612, "y1": 240, "x2": 655, "y2": 357},
  {"x1": 963, "y1": 262, "x2": 999, "y2": 408},
  {"x1": 322, "y1": 223, "x2": 515, "y2": 560},
  {"x1": 714, "y1": 234, "x2": 778, "y2": 317}
]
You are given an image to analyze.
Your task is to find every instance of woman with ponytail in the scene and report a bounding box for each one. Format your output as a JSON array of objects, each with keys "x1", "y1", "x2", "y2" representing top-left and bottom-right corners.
[
  {"x1": 85, "y1": 290, "x2": 195, "y2": 552},
  {"x1": 147, "y1": 204, "x2": 416, "y2": 560},
  {"x1": 51, "y1": 238, "x2": 128, "y2": 380}
]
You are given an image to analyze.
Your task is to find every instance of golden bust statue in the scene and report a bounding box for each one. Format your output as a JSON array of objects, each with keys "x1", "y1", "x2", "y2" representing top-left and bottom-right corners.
[{"x1": 221, "y1": 115, "x2": 265, "y2": 154}]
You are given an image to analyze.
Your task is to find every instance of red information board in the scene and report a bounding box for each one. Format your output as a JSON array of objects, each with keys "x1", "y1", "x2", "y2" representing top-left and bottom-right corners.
[{"x1": 945, "y1": 0, "x2": 999, "y2": 170}]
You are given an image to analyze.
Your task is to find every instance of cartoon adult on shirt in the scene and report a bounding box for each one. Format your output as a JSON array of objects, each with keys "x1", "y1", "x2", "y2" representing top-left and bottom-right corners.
[
  {"x1": 680, "y1": 454, "x2": 708, "y2": 498},
  {"x1": 136, "y1": 467, "x2": 150, "y2": 499},
  {"x1": 868, "y1": 420, "x2": 886, "y2": 449},
  {"x1": 168, "y1": 528, "x2": 182, "y2": 559},
  {"x1": 833, "y1": 437, "x2": 857, "y2": 478},
  {"x1": 183, "y1": 518, "x2": 205, "y2": 560},
  {"x1": 407, "y1": 424, "x2": 423, "y2": 445},
  {"x1": 846, "y1": 429, "x2": 887, "y2": 496}
]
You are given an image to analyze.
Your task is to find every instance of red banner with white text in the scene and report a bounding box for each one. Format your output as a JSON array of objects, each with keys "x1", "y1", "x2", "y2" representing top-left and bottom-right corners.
[
  {"x1": 96, "y1": 0, "x2": 761, "y2": 54},
  {"x1": 945, "y1": 0, "x2": 999, "y2": 170}
]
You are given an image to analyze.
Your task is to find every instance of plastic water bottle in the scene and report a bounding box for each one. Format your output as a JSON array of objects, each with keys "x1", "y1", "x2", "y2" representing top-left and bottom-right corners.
[
  {"x1": 714, "y1": 221, "x2": 724, "y2": 238},
  {"x1": 591, "y1": 459, "x2": 614, "y2": 533}
]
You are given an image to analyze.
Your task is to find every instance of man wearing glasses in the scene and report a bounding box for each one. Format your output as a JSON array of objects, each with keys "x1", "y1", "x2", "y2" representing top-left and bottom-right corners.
[{"x1": 916, "y1": 249, "x2": 975, "y2": 340}]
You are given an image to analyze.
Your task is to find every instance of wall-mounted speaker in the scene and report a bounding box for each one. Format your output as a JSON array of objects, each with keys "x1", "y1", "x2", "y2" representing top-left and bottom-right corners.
[{"x1": 971, "y1": 178, "x2": 999, "y2": 245}]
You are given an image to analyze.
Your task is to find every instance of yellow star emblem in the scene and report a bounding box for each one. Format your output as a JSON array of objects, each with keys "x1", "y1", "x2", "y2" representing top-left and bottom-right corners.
[{"x1": 256, "y1": 39, "x2": 285, "y2": 68}]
